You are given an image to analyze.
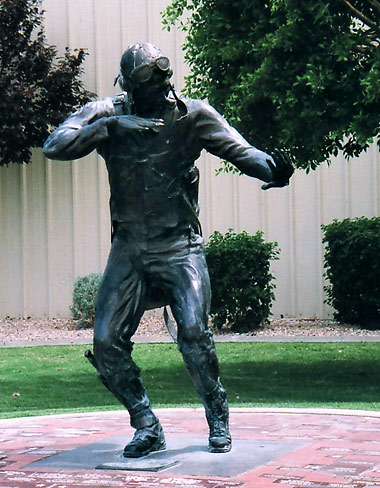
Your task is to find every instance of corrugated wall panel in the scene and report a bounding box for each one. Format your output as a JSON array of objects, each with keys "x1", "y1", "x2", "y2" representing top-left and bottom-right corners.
[
  {"x1": 0, "y1": 164, "x2": 24, "y2": 316},
  {"x1": 263, "y1": 183, "x2": 296, "y2": 317},
  {"x1": 0, "y1": 0, "x2": 379, "y2": 318},
  {"x1": 292, "y1": 170, "x2": 324, "y2": 317},
  {"x1": 21, "y1": 151, "x2": 49, "y2": 317},
  {"x1": 46, "y1": 160, "x2": 75, "y2": 316}
]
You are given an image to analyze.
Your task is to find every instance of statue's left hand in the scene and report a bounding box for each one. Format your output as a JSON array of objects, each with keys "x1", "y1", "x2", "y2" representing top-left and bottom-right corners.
[
  {"x1": 107, "y1": 115, "x2": 164, "y2": 133},
  {"x1": 261, "y1": 149, "x2": 294, "y2": 190}
]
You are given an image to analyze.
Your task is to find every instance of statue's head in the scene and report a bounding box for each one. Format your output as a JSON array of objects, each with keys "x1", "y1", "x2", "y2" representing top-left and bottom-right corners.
[{"x1": 117, "y1": 43, "x2": 173, "y2": 95}]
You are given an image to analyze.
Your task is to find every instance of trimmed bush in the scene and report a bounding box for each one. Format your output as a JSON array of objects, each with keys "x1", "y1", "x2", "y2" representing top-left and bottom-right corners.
[
  {"x1": 205, "y1": 229, "x2": 279, "y2": 333},
  {"x1": 71, "y1": 273, "x2": 103, "y2": 328},
  {"x1": 322, "y1": 217, "x2": 380, "y2": 328}
]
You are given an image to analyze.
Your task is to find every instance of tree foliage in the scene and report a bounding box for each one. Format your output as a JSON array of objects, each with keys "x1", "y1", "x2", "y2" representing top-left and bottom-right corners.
[
  {"x1": 163, "y1": 0, "x2": 380, "y2": 171},
  {"x1": 0, "y1": 0, "x2": 94, "y2": 166}
]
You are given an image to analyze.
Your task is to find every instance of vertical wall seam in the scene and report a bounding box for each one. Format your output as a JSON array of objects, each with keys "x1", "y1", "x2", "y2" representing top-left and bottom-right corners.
[
  {"x1": 319, "y1": 164, "x2": 329, "y2": 318},
  {"x1": 67, "y1": 0, "x2": 76, "y2": 281},
  {"x1": 147, "y1": 0, "x2": 151, "y2": 43},
  {"x1": 232, "y1": 175, "x2": 239, "y2": 231},
  {"x1": 203, "y1": 154, "x2": 213, "y2": 239},
  {"x1": 174, "y1": 21, "x2": 181, "y2": 89},
  {"x1": 92, "y1": 0, "x2": 99, "y2": 95},
  {"x1": 344, "y1": 157, "x2": 351, "y2": 217},
  {"x1": 71, "y1": 161, "x2": 78, "y2": 277},
  {"x1": 93, "y1": 0, "x2": 102, "y2": 269},
  {"x1": 46, "y1": 158, "x2": 52, "y2": 316},
  {"x1": 119, "y1": 0, "x2": 123, "y2": 52},
  {"x1": 372, "y1": 145, "x2": 379, "y2": 216},
  {"x1": 97, "y1": 156, "x2": 105, "y2": 269},
  {"x1": 65, "y1": 0, "x2": 69, "y2": 50},
  {"x1": 316, "y1": 167, "x2": 324, "y2": 317},
  {"x1": 21, "y1": 164, "x2": 28, "y2": 317},
  {"x1": 259, "y1": 183, "x2": 265, "y2": 233},
  {"x1": 289, "y1": 178, "x2": 297, "y2": 316},
  {"x1": 263, "y1": 188, "x2": 269, "y2": 237}
]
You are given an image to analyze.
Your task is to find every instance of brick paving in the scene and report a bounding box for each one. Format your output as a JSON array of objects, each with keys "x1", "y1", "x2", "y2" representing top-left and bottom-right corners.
[{"x1": 1, "y1": 408, "x2": 380, "y2": 487}]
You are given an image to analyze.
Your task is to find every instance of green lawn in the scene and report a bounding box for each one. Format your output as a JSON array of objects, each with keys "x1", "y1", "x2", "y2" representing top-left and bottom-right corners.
[{"x1": 1, "y1": 342, "x2": 380, "y2": 418}]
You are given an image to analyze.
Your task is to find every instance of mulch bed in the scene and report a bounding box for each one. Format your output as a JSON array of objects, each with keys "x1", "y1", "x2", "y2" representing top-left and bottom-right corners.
[{"x1": 1, "y1": 313, "x2": 379, "y2": 344}]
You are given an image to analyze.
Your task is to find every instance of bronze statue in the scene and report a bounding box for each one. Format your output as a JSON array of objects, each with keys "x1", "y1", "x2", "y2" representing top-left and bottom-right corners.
[{"x1": 44, "y1": 42, "x2": 293, "y2": 458}]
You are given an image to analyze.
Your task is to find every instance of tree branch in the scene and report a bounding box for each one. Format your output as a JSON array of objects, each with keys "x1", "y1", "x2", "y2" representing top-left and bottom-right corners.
[
  {"x1": 341, "y1": 0, "x2": 379, "y2": 31},
  {"x1": 368, "y1": 0, "x2": 380, "y2": 16}
]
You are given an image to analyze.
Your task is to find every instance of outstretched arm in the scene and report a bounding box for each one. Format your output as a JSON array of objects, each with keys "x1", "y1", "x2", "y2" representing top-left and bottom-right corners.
[{"x1": 193, "y1": 101, "x2": 293, "y2": 189}]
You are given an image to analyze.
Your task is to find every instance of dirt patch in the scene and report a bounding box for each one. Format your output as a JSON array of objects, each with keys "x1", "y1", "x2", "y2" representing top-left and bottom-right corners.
[{"x1": 1, "y1": 311, "x2": 379, "y2": 344}]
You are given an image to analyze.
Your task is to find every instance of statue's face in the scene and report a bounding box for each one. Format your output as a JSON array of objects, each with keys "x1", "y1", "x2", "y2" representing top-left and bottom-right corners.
[{"x1": 131, "y1": 70, "x2": 171, "y2": 104}]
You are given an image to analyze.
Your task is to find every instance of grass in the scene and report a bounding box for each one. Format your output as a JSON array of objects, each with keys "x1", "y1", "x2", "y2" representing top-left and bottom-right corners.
[{"x1": 1, "y1": 342, "x2": 380, "y2": 418}]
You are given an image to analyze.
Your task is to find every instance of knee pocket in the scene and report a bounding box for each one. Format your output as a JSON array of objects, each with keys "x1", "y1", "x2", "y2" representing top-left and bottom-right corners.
[
  {"x1": 178, "y1": 324, "x2": 214, "y2": 352},
  {"x1": 93, "y1": 338, "x2": 136, "y2": 377},
  {"x1": 178, "y1": 322, "x2": 205, "y2": 344}
]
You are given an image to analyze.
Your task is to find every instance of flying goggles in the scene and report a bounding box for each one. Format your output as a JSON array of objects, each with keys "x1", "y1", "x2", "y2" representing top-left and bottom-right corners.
[{"x1": 127, "y1": 56, "x2": 171, "y2": 86}]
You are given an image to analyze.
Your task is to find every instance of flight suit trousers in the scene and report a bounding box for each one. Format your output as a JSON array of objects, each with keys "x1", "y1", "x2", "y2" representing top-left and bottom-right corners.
[{"x1": 92, "y1": 223, "x2": 228, "y2": 429}]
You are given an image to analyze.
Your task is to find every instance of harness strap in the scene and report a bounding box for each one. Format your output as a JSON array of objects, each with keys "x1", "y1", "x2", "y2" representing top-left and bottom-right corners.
[
  {"x1": 112, "y1": 92, "x2": 131, "y2": 115},
  {"x1": 164, "y1": 306, "x2": 178, "y2": 342}
]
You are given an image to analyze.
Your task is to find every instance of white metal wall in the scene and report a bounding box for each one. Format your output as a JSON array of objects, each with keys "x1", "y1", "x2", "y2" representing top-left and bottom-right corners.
[{"x1": 0, "y1": 0, "x2": 379, "y2": 319}]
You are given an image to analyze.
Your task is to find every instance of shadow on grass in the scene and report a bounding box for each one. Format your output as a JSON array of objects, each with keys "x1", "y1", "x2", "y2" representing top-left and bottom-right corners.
[{"x1": 220, "y1": 358, "x2": 380, "y2": 405}]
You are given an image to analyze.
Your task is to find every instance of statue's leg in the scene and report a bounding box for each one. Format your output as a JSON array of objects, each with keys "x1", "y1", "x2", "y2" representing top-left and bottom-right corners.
[
  {"x1": 92, "y1": 230, "x2": 165, "y2": 457},
  {"x1": 153, "y1": 235, "x2": 231, "y2": 452}
]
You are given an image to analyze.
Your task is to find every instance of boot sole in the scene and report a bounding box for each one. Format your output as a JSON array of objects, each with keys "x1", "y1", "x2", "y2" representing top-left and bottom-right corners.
[
  {"x1": 208, "y1": 443, "x2": 232, "y2": 453},
  {"x1": 123, "y1": 440, "x2": 166, "y2": 458}
]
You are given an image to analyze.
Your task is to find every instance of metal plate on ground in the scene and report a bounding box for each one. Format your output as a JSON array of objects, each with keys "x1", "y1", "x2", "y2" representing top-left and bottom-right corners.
[{"x1": 28, "y1": 434, "x2": 304, "y2": 477}]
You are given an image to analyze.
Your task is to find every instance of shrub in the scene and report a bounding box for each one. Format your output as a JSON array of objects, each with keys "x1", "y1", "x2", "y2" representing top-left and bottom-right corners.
[
  {"x1": 205, "y1": 229, "x2": 279, "y2": 333},
  {"x1": 71, "y1": 273, "x2": 103, "y2": 328},
  {"x1": 322, "y1": 217, "x2": 380, "y2": 328}
]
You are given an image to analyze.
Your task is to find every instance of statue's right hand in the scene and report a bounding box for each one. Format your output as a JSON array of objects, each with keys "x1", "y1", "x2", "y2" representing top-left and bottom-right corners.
[
  {"x1": 261, "y1": 149, "x2": 294, "y2": 190},
  {"x1": 107, "y1": 115, "x2": 164, "y2": 133}
]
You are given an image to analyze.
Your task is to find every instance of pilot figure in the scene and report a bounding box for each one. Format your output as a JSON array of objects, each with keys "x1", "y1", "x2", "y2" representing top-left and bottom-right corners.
[{"x1": 44, "y1": 42, "x2": 293, "y2": 457}]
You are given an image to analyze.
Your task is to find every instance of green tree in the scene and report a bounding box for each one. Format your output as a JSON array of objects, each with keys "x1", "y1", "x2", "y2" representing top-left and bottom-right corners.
[
  {"x1": 163, "y1": 0, "x2": 380, "y2": 171},
  {"x1": 0, "y1": 0, "x2": 94, "y2": 166}
]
